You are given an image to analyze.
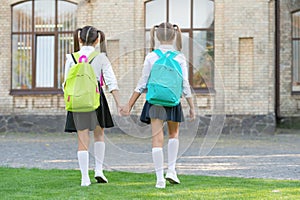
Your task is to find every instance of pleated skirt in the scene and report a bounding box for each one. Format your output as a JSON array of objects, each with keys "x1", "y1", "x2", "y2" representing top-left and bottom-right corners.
[{"x1": 140, "y1": 101, "x2": 184, "y2": 124}]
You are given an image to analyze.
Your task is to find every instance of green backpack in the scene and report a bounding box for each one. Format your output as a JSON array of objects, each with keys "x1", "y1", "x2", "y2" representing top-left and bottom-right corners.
[{"x1": 64, "y1": 51, "x2": 100, "y2": 112}]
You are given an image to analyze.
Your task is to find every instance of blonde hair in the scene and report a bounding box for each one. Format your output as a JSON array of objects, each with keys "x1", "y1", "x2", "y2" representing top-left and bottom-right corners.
[
  {"x1": 150, "y1": 22, "x2": 182, "y2": 51},
  {"x1": 73, "y1": 25, "x2": 107, "y2": 53}
]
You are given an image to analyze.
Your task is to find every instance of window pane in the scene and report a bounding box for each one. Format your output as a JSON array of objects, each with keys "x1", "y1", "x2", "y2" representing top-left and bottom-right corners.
[
  {"x1": 58, "y1": 1, "x2": 77, "y2": 32},
  {"x1": 169, "y1": 0, "x2": 191, "y2": 28},
  {"x1": 12, "y1": 34, "x2": 32, "y2": 89},
  {"x1": 181, "y1": 32, "x2": 190, "y2": 67},
  {"x1": 36, "y1": 36, "x2": 55, "y2": 87},
  {"x1": 293, "y1": 40, "x2": 300, "y2": 91},
  {"x1": 34, "y1": 0, "x2": 55, "y2": 32},
  {"x1": 193, "y1": 31, "x2": 214, "y2": 88},
  {"x1": 58, "y1": 33, "x2": 74, "y2": 88},
  {"x1": 193, "y1": 0, "x2": 214, "y2": 29},
  {"x1": 12, "y1": 1, "x2": 32, "y2": 32},
  {"x1": 145, "y1": 0, "x2": 166, "y2": 29},
  {"x1": 293, "y1": 12, "x2": 300, "y2": 38}
]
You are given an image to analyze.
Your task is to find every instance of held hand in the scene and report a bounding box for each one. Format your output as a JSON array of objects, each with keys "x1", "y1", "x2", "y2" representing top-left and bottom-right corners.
[{"x1": 120, "y1": 104, "x2": 131, "y2": 116}]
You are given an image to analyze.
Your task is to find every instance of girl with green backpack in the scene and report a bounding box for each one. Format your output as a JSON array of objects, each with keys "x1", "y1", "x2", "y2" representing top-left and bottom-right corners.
[
  {"x1": 121, "y1": 22, "x2": 195, "y2": 189},
  {"x1": 63, "y1": 26, "x2": 121, "y2": 186}
]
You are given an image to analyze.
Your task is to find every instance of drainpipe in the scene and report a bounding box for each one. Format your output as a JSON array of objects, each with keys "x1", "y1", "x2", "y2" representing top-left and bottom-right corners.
[{"x1": 275, "y1": 0, "x2": 280, "y2": 122}]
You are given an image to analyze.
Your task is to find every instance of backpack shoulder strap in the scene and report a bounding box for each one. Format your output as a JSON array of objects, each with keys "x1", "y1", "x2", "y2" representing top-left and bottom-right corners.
[
  {"x1": 153, "y1": 49, "x2": 164, "y2": 58},
  {"x1": 88, "y1": 51, "x2": 100, "y2": 64},
  {"x1": 166, "y1": 51, "x2": 182, "y2": 74},
  {"x1": 71, "y1": 52, "x2": 80, "y2": 64},
  {"x1": 71, "y1": 51, "x2": 99, "y2": 64},
  {"x1": 167, "y1": 51, "x2": 180, "y2": 60}
]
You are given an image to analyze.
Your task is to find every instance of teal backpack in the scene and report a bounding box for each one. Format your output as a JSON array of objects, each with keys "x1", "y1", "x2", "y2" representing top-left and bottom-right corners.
[
  {"x1": 146, "y1": 49, "x2": 183, "y2": 107},
  {"x1": 64, "y1": 51, "x2": 100, "y2": 112}
]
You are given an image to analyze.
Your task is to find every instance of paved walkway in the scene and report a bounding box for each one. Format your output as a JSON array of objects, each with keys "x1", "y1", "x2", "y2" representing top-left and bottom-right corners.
[{"x1": 1, "y1": 129, "x2": 300, "y2": 180}]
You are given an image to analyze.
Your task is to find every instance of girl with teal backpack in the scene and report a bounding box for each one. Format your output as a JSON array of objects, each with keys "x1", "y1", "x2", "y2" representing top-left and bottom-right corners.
[
  {"x1": 121, "y1": 22, "x2": 195, "y2": 189},
  {"x1": 63, "y1": 26, "x2": 121, "y2": 186}
]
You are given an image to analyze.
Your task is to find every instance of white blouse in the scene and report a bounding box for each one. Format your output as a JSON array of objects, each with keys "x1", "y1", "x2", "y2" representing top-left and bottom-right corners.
[
  {"x1": 134, "y1": 45, "x2": 192, "y2": 98},
  {"x1": 64, "y1": 46, "x2": 119, "y2": 92}
]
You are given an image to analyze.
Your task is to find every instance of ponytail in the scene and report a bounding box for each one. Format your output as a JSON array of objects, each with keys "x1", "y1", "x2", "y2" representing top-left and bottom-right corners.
[
  {"x1": 173, "y1": 24, "x2": 182, "y2": 51},
  {"x1": 73, "y1": 28, "x2": 82, "y2": 52},
  {"x1": 150, "y1": 25, "x2": 158, "y2": 52},
  {"x1": 98, "y1": 30, "x2": 107, "y2": 53}
]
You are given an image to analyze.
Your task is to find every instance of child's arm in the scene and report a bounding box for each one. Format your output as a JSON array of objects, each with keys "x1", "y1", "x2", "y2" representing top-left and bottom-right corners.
[
  {"x1": 128, "y1": 92, "x2": 141, "y2": 110},
  {"x1": 185, "y1": 97, "x2": 195, "y2": 121},
  {"x1": 121, "y1": 55, "x2": 153, "y2": 116},
  {"x1": 111, "y1": 89, "x2": 121, "y2": 115}
]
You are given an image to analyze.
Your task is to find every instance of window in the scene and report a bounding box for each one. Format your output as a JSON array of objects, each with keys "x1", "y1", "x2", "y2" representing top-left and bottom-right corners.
[
  {"x1": 145, "y1": 0, "x2": 214, "y2": 90},
  {"x1": 292, "y1": 11, "x2": 300, "y2": 91},
  {"x1": 11, "y1": 0, "x2": 77, "y2": 93}
]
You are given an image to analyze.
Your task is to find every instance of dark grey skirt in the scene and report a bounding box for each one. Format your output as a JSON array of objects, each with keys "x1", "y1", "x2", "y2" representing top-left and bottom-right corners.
[
  {"x1": 64, "y1": 87, "x2": 114, "y2": 132},
  {"x1": 140, "y1": 101, "x2": 184, "y2": 124}
]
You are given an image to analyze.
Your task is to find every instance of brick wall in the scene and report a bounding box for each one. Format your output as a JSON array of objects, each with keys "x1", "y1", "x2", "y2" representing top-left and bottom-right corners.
[{"x1": 214, "y1": 0, "x2": 275, "y2": 115}]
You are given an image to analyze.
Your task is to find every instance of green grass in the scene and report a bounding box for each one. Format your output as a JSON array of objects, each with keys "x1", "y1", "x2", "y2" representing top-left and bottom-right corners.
[{"x1": 0, "y1": 167, "x2": 299, "y2": 200}]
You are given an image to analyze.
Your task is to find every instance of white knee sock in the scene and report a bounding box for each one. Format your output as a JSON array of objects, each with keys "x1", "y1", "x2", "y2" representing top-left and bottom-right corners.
[
  {"x1": 77, "y1": 151, "x2": 90, "y2": 182},
  {"x1": 94, "y1": 141, "x2": 105, "y2": 172},
  {"x1": 152, "y1": 147, "x2": 164, "y2": 181},
  {"x1": 168, "y1": 138, "x2": 179, "y2": 171}
]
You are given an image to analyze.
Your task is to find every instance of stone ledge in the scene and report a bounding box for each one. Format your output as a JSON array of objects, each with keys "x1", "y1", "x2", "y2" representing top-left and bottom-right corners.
[{"x1": 0, "y1": 114, "x2": 276, "y2": 134}]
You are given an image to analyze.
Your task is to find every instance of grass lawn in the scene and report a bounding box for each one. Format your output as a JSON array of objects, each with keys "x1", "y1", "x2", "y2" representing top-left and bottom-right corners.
[{"x1": 0, "y1": 167, "x2": 299, "y2": 200}]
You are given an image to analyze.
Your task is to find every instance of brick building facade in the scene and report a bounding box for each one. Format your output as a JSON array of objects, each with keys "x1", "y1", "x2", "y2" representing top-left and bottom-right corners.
[{"x1": 0, "y1": 0, "x2": 297, "y2": 133}]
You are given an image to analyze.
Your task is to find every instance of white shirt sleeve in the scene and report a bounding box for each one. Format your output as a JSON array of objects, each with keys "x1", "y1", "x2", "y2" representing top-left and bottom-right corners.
[
  {"x1": 175, "y1": 53, "x2": 192, "y2": 98},
  {"x1": 99, "y1": 54, "x2": 119, "y2": 92},
  {"x1": 62, "y1": 54, "x2": 74, "y2": 89}
]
